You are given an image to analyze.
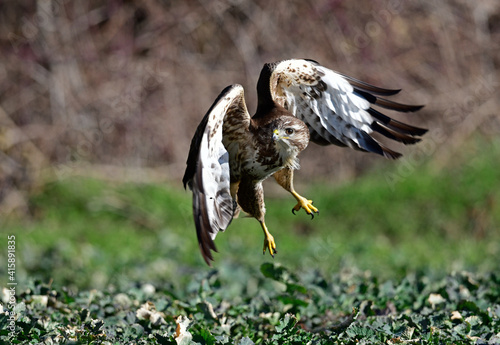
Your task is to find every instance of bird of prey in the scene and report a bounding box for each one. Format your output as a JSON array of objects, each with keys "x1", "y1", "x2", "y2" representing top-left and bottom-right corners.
[{"x1": 183, "y1": 59, "x2": 426, "y2": 265}]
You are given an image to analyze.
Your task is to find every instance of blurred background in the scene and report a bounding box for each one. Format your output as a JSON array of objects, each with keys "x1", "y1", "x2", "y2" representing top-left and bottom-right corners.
[{"x1": 1, "y1": 0, "x2": 499, "y2": 289}]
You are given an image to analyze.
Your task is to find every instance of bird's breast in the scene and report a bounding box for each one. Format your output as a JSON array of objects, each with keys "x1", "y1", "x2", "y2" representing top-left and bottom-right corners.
[{"x1": 226, "y1": 142, "x2": 282, "y2": 182}]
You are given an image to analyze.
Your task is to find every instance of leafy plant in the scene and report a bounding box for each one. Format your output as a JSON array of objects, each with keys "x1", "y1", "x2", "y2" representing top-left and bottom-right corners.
[{"x1": 1, "y1": 266, "x2": 499, "y2": 344}]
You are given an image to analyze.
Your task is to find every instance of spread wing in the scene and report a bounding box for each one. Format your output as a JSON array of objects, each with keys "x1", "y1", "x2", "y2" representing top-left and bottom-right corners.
[
  {"x1": 258, "y1": 59, "x2": 427, "y2": 158},
  {"x1": 182, "y1": 84, "x2": 249, "y2": 265}
]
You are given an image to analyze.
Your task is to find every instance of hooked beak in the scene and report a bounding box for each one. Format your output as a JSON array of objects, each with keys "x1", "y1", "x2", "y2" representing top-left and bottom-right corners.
[{"x1": 273, "y1": 129, "x2": 280, "y2": 141}]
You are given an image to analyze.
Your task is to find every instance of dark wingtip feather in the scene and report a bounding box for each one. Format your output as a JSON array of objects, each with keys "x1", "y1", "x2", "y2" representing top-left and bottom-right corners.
[
  {"x1": 335, "y1": 70, "x2": 402, "y2": 96},
  {"x1": 371, "y1": 122, "x2": 423, "y2": 145},
  {"x1": 374, "y1": 98, "x2": 424, "y2": 113},
  {"x1": 353, "y1": 89, "x2": 424, "y2": 113},
  {"x1": 355, "y1": 132, "x2": 403, "y2": 159},
  {"x1": 382, "y1": 148, "x2": 402, "y2": 159},
  {"x1": 200, "y1": 240, "x2": 217, "y2": 266},
  {"x1": 406, "y1": 104, "x2": 425, "y2": 112},
  {"x1": 368, "y1": 108, "x2": 428, "y2": 137},
  {"x1": 197, "y1": 218, "x2": 218, "y2": 266},
  {"x1": 342, "y1": 74, "x2": 402, "y2": 96},
  {"x1": 194, "y1": 188, "x2": 219, "y2": 266}
]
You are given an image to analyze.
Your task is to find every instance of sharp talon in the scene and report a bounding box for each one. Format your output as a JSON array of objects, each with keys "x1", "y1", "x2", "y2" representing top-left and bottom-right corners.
[
  {"x1": 261, "y1": 222, "x2": 277, "y2": 258},
  {"x1": 292, "y1": 209, "x2": 296, "y2": 215},
  {"x1": 290, "y1": 191, "x2": 319, "y2": 218}
]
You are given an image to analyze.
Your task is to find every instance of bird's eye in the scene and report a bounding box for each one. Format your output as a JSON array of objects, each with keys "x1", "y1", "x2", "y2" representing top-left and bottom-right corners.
[{"x1": 285, "y1": 128, "x2": 294, "y2": 135}]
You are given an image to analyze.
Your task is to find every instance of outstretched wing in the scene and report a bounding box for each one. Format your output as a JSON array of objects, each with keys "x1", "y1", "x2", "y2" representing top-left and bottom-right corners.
[
  {"x1": 182, "y1": 84, "x2": 249, "y2": 265},
  {"x1": 257, "y1": 59, "x2": 427, "y2": 158}
]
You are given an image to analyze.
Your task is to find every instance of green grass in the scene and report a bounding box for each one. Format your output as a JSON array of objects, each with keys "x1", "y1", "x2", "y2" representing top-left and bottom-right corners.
[
  {"x1": 5, "y1": 140, "x2": 499, "y2": 289},
  {"x1": 1, "y1": 137, "x2": 499, "y2": 343}
]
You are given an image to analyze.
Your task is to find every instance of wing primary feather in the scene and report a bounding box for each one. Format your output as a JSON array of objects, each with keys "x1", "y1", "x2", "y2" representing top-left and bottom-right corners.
[
  {"x1": 358, "y1": 131, "x2": 403, "y2": 159},
  {"x1": 193, "y1": 175, "x2": 217, "y2": 265},
  {"x1": 374, "y1": 98, "x2": 424, "y2": 112},
  {"x1": 338, "y1": 72, "x2": 402, "y2": 96},
  {"x1": 348, "y1": 131, "x2": 403, "y2": 159},
  {"x1": 371, "y1": 121, "x2": 422, "y2": 145},
  {"x1": 355, "y1": 89, "x2": 424, "y2": 112},
  {"x1": 352, "y1": 129, "x2": 391, "y2": 157},
  {"x1": 380, "y1": 145, "x2": 403, "y2": 159},
  {"x1": 368, "y1": 108, "x2": 428, "y2": 136}
]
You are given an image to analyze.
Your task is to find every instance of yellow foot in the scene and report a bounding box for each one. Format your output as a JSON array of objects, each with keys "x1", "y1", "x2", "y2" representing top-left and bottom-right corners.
[
  {"x1": 260, "y1": 221, "x2": 277, "y2": 257},
  {"x1": 291, "y1": 192, "x2": 319, "y2": 219}
]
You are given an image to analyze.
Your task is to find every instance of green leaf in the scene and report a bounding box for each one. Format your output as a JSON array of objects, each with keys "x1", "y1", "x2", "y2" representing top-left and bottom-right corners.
[
  {"x1": 277, "y1": 295, "x2": 308, "y2": 308},
  {"x1": 346, "y1": 325, "x2": 375, "y2": 339},
  {"x1": 193, "y1": 328, "x2": 216, "y2": 345},
  {"x1": 285, "y1": 283, "x2": 308, "y2": 295},
  {"x1": 457, "y1": 300, "x2": 492, "y2": 324},
  {"x1": 123, "y1": 323, "x2": 144, "y2": 340},
  {"x1": 275, "y1": 313, "x2": 296, "y2": 333},
  {"x1": 237, "y1": 336, "x2": 255, "y2": 345},
  {"x1": 260, "y1": 263, "x2": 288, "y2": 282}
]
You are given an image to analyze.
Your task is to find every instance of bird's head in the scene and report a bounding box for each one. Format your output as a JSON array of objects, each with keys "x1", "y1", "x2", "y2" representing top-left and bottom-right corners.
[{"x1": 272, "y1": 117, "x2": 310, "y2": 156}]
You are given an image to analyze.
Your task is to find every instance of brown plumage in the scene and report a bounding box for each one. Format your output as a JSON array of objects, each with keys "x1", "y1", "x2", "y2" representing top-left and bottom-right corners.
[{"x1": 183, "y1": 59, "x2": 427, "y2": 265}]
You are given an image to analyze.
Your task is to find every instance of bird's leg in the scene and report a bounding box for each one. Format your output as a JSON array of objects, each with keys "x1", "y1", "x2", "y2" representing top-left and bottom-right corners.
[
  {"x1": 230, "y1": 182, "x2": 241, "y2": 218},
  {"x1": 273, "y1": 167, "x2": 319, "y2": 218},
  {"x1": 237, "y1": 179, "x2": 277, "y2": 257},
  {"x1": 260, "y1": 221, "x2": 277, "y2": 256}
]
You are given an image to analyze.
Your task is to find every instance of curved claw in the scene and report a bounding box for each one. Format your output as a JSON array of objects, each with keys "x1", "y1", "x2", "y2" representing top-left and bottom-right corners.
[
  {"x1": 260, "y1": 221, "x2": 277, "y2": 257},
  {"x1": 291, "y1": 194, "x2": 319, "y2": 219},
  {"x1": 263, "y1": 233, "x2": 277, "y2": 257}
]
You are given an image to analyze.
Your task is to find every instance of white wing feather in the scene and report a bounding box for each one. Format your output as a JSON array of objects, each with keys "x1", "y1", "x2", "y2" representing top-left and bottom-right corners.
[
  {"x1": 271, "y1": 59, "x2": 374, "y2": 149},
  {"x1": 188, "y1": 85, "x2": 248, "y2": 264}
]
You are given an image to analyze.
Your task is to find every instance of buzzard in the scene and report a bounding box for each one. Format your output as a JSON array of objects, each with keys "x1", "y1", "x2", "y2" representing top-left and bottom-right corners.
[{"x1": 183, "y1": 59, "x2": 426, "y2": 265}]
